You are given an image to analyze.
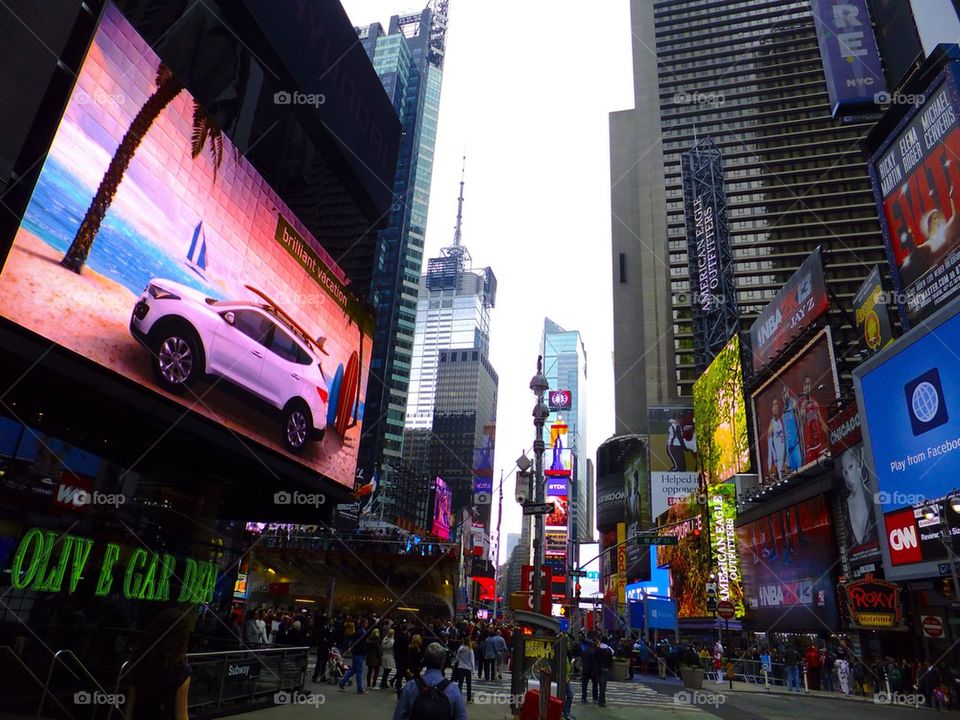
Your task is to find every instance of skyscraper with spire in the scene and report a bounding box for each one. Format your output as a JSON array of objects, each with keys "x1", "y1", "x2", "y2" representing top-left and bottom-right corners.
[
  {"x1": 354, "y1": 2, "x2": 449, "y2": 497},
  {"x1": 395, "y1": 163, "x2": 498, "y2": 528}
]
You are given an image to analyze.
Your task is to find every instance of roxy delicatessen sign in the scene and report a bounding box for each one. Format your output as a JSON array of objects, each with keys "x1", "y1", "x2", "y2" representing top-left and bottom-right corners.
[
  {"x1": 6, "y1": 527, "x2": 218, "y2": 603},
  {"x1": 843, "y1": 574, "x2": 902, "y2": 628}
]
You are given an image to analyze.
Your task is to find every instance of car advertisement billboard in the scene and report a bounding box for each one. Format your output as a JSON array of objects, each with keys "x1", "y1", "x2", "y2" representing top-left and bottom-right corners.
[
  {"x1": 0, "y1": 4, "x2": 371, "y2": 488},
  {"x1": 854, "y1": 299, "x2": 960, "y2": 580},
  {"x1": 736, "y1": 495, "x2": 840, "y2": 630},
  {"x1": 432, "y1": 478, "x2": 452, "y2": 541},
  {"x1": 810, "y1": 0, "x2": 887, "y2": 118},
  {"x1": 868, "y1": 68, "x2": 960, "y2": 326},
  {"x1": 853, "y1": 267, "x2": 895, "y2": 358},
  {"x1": 749, "y1": 248, "x2": 830, "y2": 372},
  {"x1": 751, "y1": 328, "x2": 840, "y2": 487},
  {"x1": 693, "y1": 335, "x2": 750, "y2": 485}
]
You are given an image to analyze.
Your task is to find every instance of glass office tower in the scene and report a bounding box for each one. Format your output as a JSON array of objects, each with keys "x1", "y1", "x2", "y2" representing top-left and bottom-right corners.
[
  {"x1": 541, "y1": 318, "x2": 590, "y2": 541},
  {"x1": 355, "y1": 3, "x2": 448, "y2": 492}
]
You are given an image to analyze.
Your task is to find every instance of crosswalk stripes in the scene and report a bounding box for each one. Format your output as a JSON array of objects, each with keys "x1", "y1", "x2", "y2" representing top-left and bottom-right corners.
[{"x1": 467, "y1": 672, "x2": 711, "y2": 712}]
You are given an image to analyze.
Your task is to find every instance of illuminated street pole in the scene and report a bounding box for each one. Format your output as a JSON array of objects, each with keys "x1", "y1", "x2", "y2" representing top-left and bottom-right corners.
[{"x1": 531, "y1": 357, "x2": 549, "y2": 612}]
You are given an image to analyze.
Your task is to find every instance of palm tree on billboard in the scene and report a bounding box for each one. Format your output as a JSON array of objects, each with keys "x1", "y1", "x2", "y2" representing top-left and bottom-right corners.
[{"x1": 62, "y1": 63, "x2": 227, "y2": 272}]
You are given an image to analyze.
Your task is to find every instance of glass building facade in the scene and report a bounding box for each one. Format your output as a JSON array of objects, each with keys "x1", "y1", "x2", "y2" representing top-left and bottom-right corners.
[
  {"x1": 541, "y1": 318, "x2": 591, "y2": 541},
  {"x1": 611, "y1": 0, "x2": 886, "y2": 427},
  {"x1": 356, "y1": 5, "x2": 447, "y2": 489}
]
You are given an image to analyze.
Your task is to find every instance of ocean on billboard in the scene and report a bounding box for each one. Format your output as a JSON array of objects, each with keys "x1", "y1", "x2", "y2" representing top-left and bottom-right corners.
[{"x1": 20, "y1": 156, "x2": 218, "y2": 300}]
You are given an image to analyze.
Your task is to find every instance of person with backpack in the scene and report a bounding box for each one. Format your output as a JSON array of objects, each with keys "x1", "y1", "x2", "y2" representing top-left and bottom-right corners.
[
  {"x1": 393, "y1": 641, "x2": 467, "y2": 720},
  {"x1": 595, "y1": 637, "x2": 614, "y2": 708}
]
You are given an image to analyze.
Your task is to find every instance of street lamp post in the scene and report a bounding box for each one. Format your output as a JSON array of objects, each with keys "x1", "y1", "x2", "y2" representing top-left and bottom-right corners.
[
  {"x1": 530, "y1": 356, "x2": 550, "y2": 613},
  {"x1": 925, "y1": 493, "x2": 960, "y2": 601}
]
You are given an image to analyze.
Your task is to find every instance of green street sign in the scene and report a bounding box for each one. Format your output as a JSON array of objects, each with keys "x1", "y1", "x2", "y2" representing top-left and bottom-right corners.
[{"x1": 635, "y1": 535, "x2": 678, "y2": 546}]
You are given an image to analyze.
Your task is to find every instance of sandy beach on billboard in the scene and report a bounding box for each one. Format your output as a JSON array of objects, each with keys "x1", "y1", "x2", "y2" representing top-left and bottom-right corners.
[{"x1": 0, "y1": 229, "x2": 358, "y2": 485}]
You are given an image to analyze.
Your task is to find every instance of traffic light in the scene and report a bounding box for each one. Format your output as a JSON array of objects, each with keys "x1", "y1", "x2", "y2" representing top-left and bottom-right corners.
[
  {"x1": 944, "y1": 578, "x2": 953, "y2": 599},
  {"x1": 706, "y1": 581, "x2": 718, "y2": 612},
  {"x1": 560, "y1": 605, "x2": 569, "y2": 618}
]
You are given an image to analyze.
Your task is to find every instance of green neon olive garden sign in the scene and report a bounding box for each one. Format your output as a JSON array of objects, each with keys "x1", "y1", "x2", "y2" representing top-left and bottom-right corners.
[{"x1": 9, "y1": 527, "x2": 217, "y2": 603}]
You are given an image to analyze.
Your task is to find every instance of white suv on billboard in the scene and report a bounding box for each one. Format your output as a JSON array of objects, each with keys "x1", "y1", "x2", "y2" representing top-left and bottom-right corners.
[{"x1": 130, "y1": 278, "x2": 329, "y2": 453}]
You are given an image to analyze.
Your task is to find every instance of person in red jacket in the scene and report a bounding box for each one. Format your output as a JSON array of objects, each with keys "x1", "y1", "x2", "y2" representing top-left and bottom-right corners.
[{"x1": 805, "y1": 644, "x2": 822, "y2": 690}]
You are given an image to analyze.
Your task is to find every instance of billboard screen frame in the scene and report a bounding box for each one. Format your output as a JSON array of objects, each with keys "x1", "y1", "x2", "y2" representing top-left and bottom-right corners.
[{"x1": 854, "y1": 295, "x2": 960, "y2": 581}]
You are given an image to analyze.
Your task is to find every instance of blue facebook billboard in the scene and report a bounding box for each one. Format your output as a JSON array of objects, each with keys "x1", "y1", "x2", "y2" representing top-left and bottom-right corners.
[{"x1": 854, "y1": 299, "x2": 960, "y2": 580}]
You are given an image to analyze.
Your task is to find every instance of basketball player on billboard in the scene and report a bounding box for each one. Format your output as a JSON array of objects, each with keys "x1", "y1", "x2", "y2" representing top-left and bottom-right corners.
[{"x1": 799, "y1": 376, "x2": 830, "y2": 464}]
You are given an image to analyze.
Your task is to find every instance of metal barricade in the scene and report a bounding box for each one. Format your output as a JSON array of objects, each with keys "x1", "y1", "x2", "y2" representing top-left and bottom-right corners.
[{"x1": 114, "y1": 645, "x2": 309, "y2": 717}]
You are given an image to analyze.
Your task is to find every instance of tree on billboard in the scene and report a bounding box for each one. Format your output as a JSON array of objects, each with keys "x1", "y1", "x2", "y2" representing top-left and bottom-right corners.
[
  {"x1": 62, "y1": 64, "x2": 228, "y2": 272},
  {"x1": 693, "y1": 337, "x2": 748, "y2": 485}
]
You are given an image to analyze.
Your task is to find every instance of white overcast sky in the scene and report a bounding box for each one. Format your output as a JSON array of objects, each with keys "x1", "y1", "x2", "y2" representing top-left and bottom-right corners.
[{"x1": 340, "y1": 0, "x2": 634, "y2": 561}]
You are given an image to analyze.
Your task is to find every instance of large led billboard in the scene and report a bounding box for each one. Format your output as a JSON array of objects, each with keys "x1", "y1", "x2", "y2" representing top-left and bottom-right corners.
[
  {"x1": 750, "y1": 328, "x2": 840, "y2": 487},
  {"x1": 708, "y1": 483, "x2": 743, "y2": 617},
  {"x1": 736, "y1": 495, "x2": 840, "y2": 631},
  {"x1": 854, "y1": 298, "x2": 960, "y2": 580},
  {"x1": 693, "y1": 335, "x2": 750, "y2": 485},
  {"x1": 0, "y1": 4, "x2": 371, "y2": 488},
  {"x1": 655, "y1": 492, "x2": 709, "y2": 618},
  {"x1": 828, "y1": 402, "x2": 881, "y2": 574},
  {"x1": 648, "y1": 406, "x2": 700, "y2": 519},
  {"x1": 432, "y1": 478, "x2": 452, "y2": 541},
  {"x1": 623, "y1": 435, "x2": 651, "y2": 582},
  {"x1": 748, "y1": 248, "x2": 830, "y2": 372},
  {"x1": 868, "y1": 67, "x2": 960, "y2": 326}
]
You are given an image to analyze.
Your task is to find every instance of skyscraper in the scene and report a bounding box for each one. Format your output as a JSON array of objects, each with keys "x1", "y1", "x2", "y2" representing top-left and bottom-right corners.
[
  {"x1": 610, "y1": 0, "x2": 887, "y2": 424},
  {"x1": 355, "y1": 2, "x2": 449, "y2": 493},
  {"x1": 541, "y1": 319, "x2": 590, "y2": 542},
  {"x1": 391, "y1": 169, "x2": 497, "y2": 527}
]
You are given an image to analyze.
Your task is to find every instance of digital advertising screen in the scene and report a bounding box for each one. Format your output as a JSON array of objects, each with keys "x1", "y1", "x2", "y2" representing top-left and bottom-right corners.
[
  {"x1": 432, "y1": 478, "x2": 452, "y2": 541},
  {"x1": 472, "y1": 422, "x2": 496, "y2": 505},
  {"x1": 736, "y1": 495, "x2": 840, "y2": 631},
  {"x1": 751, "y1": 328, "x2": 840, "y2": 487},
  {"x1": 0, "y1": 3, "x2": 371, "y2": 488},
  {"x1": 708, "y1": 483, "x2": 743, "y2": 617},
  {"x1": 656, "y1": 491, "x2": 709, "y2": 618},
  {"x1": 853, "y1": 266, "x2": 895, "y2": 358},
  {"x1": 869, "y1": 68, "x2": 960, "y2": 326},
  {"x1": 828, "y1": 402, "x2": 881, "y2": 573},
  {"x1": 748, "y1": 248, "x2": 830, "y2": 372},
  {"x1": 648, "y1": 406, "x2": 700, "y2": 519},
  {"x1": 693, "y1": 335, "x2": 750, "y2": 485},
  {"x1": 854, "y1": 299, "x2": 960, "y2": 580},
  {"x1": 623, "y1": 434, "x2": 651, "y2": 582},
  {"x1": 545, "y1": 422, "x2": 573, "y2": 479}
]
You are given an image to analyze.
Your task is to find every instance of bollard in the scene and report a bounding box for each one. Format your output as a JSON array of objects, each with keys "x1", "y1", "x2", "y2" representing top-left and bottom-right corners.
[{"x1": 803, "y1": 666, "x2": 809, "y2": 694}]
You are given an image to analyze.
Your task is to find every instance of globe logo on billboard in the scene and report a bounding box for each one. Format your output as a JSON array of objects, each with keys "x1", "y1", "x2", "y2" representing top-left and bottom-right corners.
[
  {"x1": 904, "y1": 368, "x2": 948, "y2": 436},
  {"x1": 912, "y1": 382, "x2": 940, "y2": 424}
]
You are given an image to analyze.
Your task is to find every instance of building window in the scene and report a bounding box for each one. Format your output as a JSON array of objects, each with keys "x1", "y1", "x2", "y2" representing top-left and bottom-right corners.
[{"x1": 619, "y1": 253, "x2": 627, "y2": 283}]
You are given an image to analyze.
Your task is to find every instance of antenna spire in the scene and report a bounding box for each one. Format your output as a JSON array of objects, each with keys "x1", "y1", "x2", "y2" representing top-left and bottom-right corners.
[{"x1": 453, "y1": 155, "x2": 466, "y2": 247}]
